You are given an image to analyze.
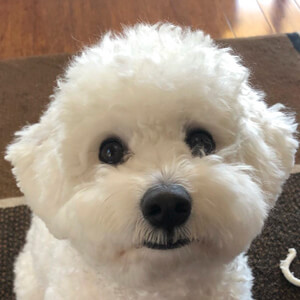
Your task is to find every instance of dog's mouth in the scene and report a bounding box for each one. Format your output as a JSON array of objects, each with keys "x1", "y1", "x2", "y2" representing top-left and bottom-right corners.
[{"x1": 143, "y1": 239, "x2": 191, "y2": 250}]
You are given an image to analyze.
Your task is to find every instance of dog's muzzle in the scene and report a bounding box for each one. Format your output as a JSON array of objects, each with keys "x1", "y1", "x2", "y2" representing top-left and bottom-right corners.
[{"x1": 140, "y1": 184, "x2": 191, "y2": 232}]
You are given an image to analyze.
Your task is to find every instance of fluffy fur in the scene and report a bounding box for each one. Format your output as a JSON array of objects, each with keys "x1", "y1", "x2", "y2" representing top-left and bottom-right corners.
[{"x1": 6, "y1": 23, "x2": 298, "y2": 299}]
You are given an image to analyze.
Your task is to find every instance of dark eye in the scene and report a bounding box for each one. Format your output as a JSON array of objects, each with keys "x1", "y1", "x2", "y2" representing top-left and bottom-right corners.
[
  {"x1": 185, "y1": 129, "x2": 215, "y2": 157},
  {"x1": 99, "y1": 138, "x2": 126, "y2": 165}
]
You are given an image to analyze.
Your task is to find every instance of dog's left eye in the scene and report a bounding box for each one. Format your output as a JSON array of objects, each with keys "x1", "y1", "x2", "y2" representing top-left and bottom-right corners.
[
  {"x1": 99, "y1": 138, "x2": 126, "y2": 165},
  {"x1": 185, "y1": 129, "x2": 216, "y2": 157}
]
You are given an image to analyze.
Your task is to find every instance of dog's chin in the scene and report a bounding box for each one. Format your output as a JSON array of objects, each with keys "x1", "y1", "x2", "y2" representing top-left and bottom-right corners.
[{"x1": 143, "y1": 239, "x2": 191, "y2": 250}]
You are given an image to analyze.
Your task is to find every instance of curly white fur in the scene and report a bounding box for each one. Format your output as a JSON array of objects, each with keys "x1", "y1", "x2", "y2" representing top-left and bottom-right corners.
[{"x1": 6, "y1": 23, "x2": 298, "y2": 299}]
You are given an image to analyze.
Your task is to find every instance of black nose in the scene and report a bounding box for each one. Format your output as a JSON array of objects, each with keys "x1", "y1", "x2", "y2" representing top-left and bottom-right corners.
[{"x1": 141, "y1": 184, "x2": 191, "y2": 231}]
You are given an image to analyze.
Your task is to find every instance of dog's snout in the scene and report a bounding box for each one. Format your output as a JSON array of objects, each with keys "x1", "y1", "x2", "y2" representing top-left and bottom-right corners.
[{"x1": 141, "y1": 184, "x2": 191, "y2": 231}]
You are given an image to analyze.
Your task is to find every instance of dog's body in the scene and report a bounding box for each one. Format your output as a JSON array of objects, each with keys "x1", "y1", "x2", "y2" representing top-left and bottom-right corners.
[{"x1": 6, "y1": 24, "x2": 298, "y2": 300}]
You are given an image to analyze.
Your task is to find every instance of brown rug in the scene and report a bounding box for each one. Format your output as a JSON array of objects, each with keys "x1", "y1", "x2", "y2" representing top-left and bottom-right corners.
[
  {"x1": 0, "y1": 173, "x2": 299, "y2": 300},
  {"x1": 0, "y1": 205, "x2": 31, "y2": 300},
  {"x1": 0, "y1": 33, "x2": 300, "y2": 198}
]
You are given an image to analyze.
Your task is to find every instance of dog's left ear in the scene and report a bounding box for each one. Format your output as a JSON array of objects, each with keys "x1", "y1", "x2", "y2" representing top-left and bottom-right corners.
[
  {"x1": 263, "y1": 104, "x2": 298, "y2": 172},
  {"x1": 240, "y1": 101, "x2": 298, "y2": 205}
]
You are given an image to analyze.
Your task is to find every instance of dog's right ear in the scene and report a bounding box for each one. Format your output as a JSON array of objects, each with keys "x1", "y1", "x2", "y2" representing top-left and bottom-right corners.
[
  {"x1": 6, "y1": 122, "x2": 48, "y2": 189},
  {"x1": 5, "y1": 114, "x2": 64, "y2": 222}
]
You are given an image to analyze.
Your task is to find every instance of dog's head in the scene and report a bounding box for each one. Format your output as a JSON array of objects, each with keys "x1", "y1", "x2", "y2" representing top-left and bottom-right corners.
[{"x1": 6, "y1": 24, "x2": 298, "y2": 284}]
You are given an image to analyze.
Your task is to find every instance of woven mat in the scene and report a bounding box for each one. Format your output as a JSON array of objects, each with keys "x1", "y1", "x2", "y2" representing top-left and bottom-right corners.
[
  {"x1": 0, "y1": 173, "x2": 299, "y2": 300},
  {"x1": 1, "y1": 33, "x2": 300, "y2": 198},
  {"x1": 0, "y1": 205, "x2": 31, "y2": 300}
]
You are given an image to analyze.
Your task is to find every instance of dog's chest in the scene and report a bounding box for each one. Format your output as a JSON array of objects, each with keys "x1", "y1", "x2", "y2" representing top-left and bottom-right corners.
[{"x1": 16, "y1": 216, "x2": 252, "y2": 300}]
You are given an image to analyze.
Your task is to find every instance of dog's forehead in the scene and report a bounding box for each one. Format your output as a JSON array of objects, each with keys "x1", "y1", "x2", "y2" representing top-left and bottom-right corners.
[
  {"x1": 55, "y1": 81, "x2": 238, "y2": 156},
  {"x1": 56, "y1": 25, "x2": 249, "y2": 139},
  {"x1": 59, "y1": 80, "x2": 235, "y2": 133}
]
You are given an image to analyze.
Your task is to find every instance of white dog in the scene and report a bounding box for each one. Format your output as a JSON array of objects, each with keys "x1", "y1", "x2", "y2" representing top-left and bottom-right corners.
[{"x1": 6, "y1": 24, "x2": 298, "y2": 300}]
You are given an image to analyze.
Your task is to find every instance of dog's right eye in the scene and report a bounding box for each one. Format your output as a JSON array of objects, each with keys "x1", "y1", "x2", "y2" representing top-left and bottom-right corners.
[{"x1": 99, "y1": 138, "x2": 125, "y2": 165}]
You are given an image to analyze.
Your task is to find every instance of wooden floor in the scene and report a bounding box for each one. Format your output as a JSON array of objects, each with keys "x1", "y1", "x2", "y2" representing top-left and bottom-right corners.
[{"x1": 1, "y1": 0, "x2": 300, "y2": 59}]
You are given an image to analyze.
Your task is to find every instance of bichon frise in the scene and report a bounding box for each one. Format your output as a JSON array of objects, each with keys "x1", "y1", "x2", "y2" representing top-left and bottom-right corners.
[{"x1": 6, "y1": 24, "x2": 298, "y2": 300}]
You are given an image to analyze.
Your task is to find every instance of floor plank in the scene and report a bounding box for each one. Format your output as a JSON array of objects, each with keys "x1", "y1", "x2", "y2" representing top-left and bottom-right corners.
[
  {"x1": 257, "y1": 0, "x2": 300, "y2": 33},
  {"x1": 0, "y1": 0, "x2": 299, "y2": 59},
  {"x1": 220, "y1": 0, "x2": 274, "y2": 37},
  {"x1": 0, "y1": 0, "x2": 233, "y2": 59},
  {"x1": 293, "y1": 0, "x2": 300, "y2": 9}
]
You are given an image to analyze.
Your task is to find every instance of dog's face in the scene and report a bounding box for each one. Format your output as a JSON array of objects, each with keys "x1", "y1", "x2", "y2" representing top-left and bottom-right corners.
[{"x1": 6, "y1": 24, "x2": 298, "y2": 284}]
